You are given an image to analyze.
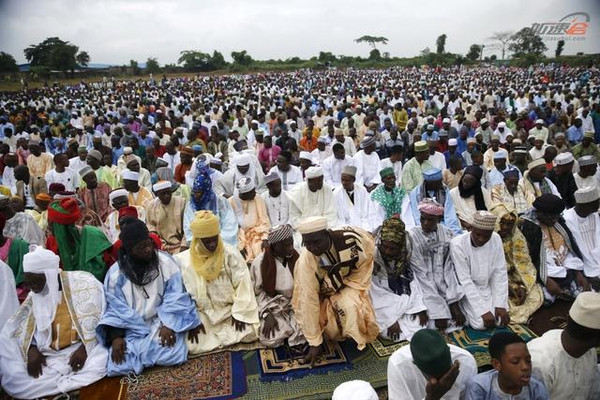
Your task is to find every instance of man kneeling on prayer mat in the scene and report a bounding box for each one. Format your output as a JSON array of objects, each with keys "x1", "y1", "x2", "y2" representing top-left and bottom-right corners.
[
  {"x1": 292, "y1": 216, "x2": 379, "y2": 366},
  {"x1": 451, "y1": 211, "x2": 510, "y2": 330},
  {"x1": 97, "y1": 218, "x2": 200, "y2": 376},
  {"x1": 387, "y1": 329, "x2": 477, "y2": 400},
  {"x1": 250, "y1": 224, "x2": 305, "y2": 348},
  {"x1": 228, "y1": 177, "x2": 270, "y2": 263},
  {"x1": 370, "y1": 216, "x2": 429, "y2": 342},
  {"x1": 176, "y1": 210, "x2": 259, "y2": 355},
  {"x1": 46, "y1": 197, "x2": 114, "y2": 282},
  {"x1": 146, "y1": 180, "x2": 186, "y2": 254},
  {"x1": 0, "y1": 246, "x2": 108, "y2": 399}
]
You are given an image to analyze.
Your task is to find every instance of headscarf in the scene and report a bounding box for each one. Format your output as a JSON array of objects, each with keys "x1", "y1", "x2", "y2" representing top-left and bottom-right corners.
[
  {"x1": 378, "y1": 216, "x2": 413, "y2": 295},
  {"x1": 261, "y1": 225, "x2": 298, "y2": 297},
  {"x1": 48, "y1": 198, "x2": 82, "y2": 272},
  {"x1": 189, "y1": 210, "x2": 224, "y2": 281},
  {"x1": 458, "y1": 165, "x2": 487, "y2": 211},
  {"x1": 191, "y1": 161, "x2": 218, "y2": 214}
]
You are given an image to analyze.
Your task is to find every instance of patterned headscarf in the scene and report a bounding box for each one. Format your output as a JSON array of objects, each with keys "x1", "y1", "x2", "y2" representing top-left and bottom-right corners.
[
  {"x1": 192, "y1": 161, "x2": 218, "y2": 213},
  {"x1": 379, "y1": 216, "x2": 413, "y2": 296}
]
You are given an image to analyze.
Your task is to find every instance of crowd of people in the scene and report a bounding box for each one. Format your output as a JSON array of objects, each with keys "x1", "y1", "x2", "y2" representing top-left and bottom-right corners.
[{"x1": 0, "y1": 64, "x2": 599, "y2": 399}]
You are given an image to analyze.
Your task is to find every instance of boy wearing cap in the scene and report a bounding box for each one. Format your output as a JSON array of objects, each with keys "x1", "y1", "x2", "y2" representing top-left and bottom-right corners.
[
  {"x1": 527, "y1": 292, "x2": 600, "y2": 399},
  {"x1": 146, "y1": 181, "x2": 187, "y2": 254},
  {"x1": 465, "y1": 332, "x2": 548, "y2": 399},
  {"x1": 387, "y1": 329, "x2": 477, "y2": 400}
]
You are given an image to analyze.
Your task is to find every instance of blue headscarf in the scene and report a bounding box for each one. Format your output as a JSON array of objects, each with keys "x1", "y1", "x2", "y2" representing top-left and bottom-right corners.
[{"x1": 192, "y1": 161, "x2": 218, "y2": 213}]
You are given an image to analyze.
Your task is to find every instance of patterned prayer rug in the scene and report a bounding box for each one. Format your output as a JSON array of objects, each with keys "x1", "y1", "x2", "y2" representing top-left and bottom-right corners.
[{"x1": 126, "y1": 351, "x2": 246, "y2": 400}]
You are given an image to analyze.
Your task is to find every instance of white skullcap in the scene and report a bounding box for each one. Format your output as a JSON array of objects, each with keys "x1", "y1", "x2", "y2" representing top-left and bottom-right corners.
[
  {"x1": 305, "y1": 166, "x2": 323, "y2": 179},
  {"x1": 480, "y1": 118, "x2": 488, "y2": 124},
  {"x1": 498, "y1": 122, "x2": 506, "y2": 128},
  {"x1": 554, "y1": 152, "x2": 574, "y2": 166},
  {"x1": 448, "y1": 138, "x2": 458, "y2": 146},
  {"x1": 493, "y1": 151, "x2": 507, "y2": 160},
  {"x1": 535, "y1": 119, "x2": 544, "y2": 125},
  {"x1": 123, "y1": 146, "x2": 133, "y2": 155},
  {"x1": 332, "y1": 380, "x2": 378, "y2": 400},
  {"x1": 234, "y1": 153, "x2": 251, "y2": 167},
  {"x1": 23, "y1": 245, "x2": 60, "y2": 273},
  {"x1": 122, "y1": 170, "x2": 140, "y2": 181},
  {"x1": 442, "y1": 118, "x2": 451, "y2": 123},
  {"x1": 569, "y1": 292, "x2": 600, "y2": 329},
  {"x1": 109, "y1": 189, "x2": 129, "y2": 202},
  {"x1": 153, "y1": 180, "x2": 172, "y2": 192},
  {"x1": 298, "y1": 216, "x2": 328, "y2": 235},
  {"x1": 236, "y1": 177, "x2": 255, "y2": 194},
  {"x1": 527, "y1": 158, "x2": 546, "y2": 170},
  {"x1": 299, "y1": 151, "x2": 313, "y2": 161},
  {"x1": 574, "y1": 186, "x2": 600, "y2": 204}
]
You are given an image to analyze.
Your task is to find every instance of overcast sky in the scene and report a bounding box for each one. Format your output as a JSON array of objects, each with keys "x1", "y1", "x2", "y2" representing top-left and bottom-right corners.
[{"x1": 0, "y1": 0, "x2": 599, "y2": 65}]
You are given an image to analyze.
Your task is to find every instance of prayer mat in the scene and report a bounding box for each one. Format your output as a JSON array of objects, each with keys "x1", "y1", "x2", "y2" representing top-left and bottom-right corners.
[
  {"x1": 125, "y1": 351, "x2": 246, "y2": 400},
  {"x1": 242, "y1": 340, "x2": 389, "y2": 400}
]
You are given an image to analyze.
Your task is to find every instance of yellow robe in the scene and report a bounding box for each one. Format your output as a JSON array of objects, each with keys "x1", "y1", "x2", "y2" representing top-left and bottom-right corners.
[
  {"x1": 127, "y1": 187, "x2": 154, "y2": 210},
  {"x1": 228, "y1": 195, "x2": 270, "y2": 263},
  {"x1": 292, "y1": 227, "x2": 379, "y2": 350},
  {"x1": 146, "y1": 196, "x2": 186, "y2": 254}
]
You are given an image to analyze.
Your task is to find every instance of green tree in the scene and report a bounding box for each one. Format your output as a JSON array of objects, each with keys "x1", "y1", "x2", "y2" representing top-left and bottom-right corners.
[
  {"x1": 354, "y1": 35, "x2": 389, "y2": 50},
  {"x1": 75, "y1": 51, "x2": 90, "y2": 67},
  {"x1": 178, "y1": 50, "x2": 212, "y2": 71},
  {"x1": 0, "y1": 51, "x2": 18, "y2": 72},
  {"x1": 488, "y1": 31, "x2": 513, "y2": 60},
  {"x1": 436, "y1": 34, "x2": 447, "y2": 54},
  {"x1": 146, "y1": 57, "x2": 161, "y2": 73},
  {"x1": 420, "y1": 47, "x2": 431, "y2": 56},
  {"x1": 24, "y1": 37, "x2": 87, "y2": 72},
  {"x1": 509, "y1": 28, "x2": 547, "y2": 58},
  {"x1": 555, "y1": 40, "x2": 565, "y2": 57},
  {"x1": 130, "y1": 59, "x2": 140, "y2": 75},
  {"x1": 210, "y1": 50, "x2": 227, "y2": 69},
  {"x1": 231, "y1": 50, "x2": 253, "y2": 66},
  {"x1": 369, "y1": 49, "x2": 381, "y2": 60},
  {"x1": 466, "y1": 44, "x2": 482, "y2": 61},
  {"x1": 318, "y1": 51, "x2": 336, "y2": 63}
]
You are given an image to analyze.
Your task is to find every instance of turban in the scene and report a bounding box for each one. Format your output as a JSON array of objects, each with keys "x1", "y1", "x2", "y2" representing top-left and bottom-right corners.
[
  {"x1": 533, "y1": 194, "x2": 565, "y2": 214},
  {"x1": 471, "y1": 211, "x2": 497, "y2": 231},
  {"x1": 109, "y1": 188, "x2": 129, "y2": 202},
  {"x1": 305, "y1": 166, "x2": 323, "y2": 179},
  {"x1": 123, "y1": 147, "x2": 133, "y2": 155},
  {"x1": 189, "y1": 210, "x2": 224, "y2": 281},
  {"x1": 569, "y1": 292, "x2": 600, "y2": 330},
  {"x1": 236, "y1": 177, "x2": 255, "y2": 194},
  {"x1": 410, "y1": 329, "x2": 452, "y2": 378},
  {"x1": 298, "y1": 216, "x2": 328, "y2": 235},
  {"x1": 267, "y1": 224, "x2": 293, "y2": 245},
  {"x1": 48, "y1": 197, "x2": 81, "y2": 225},
  {"x1": 122, "y1": 170, "x2": 140, "y2": 182},
  {"x1": 88, "y1": 150, "x2": 102, "y2": 161},
  {"x1": 153, "y1": 180, "x2": 172, "y2": 192},
  {"x1": 418, "y1": 198, "x2": 444, "y2": 216},
  {"x1": 119, "y1": 217, "x2": 149, "y2": 250},
  {"x1": 189, "y1": 210, "x2": 220, "y2": 239},
  {"x1": 24, "y1": 245, "x2": 60, "y2": 274},
  {"x1": 380, "y1": 216, "x2": 406, "y2": 244},
  {"x1": 118, "y1": 206, "x2": 138, "y2": 220},
  {"x1": 233, "y1": 153, "x2": 251, "y2": 167}
]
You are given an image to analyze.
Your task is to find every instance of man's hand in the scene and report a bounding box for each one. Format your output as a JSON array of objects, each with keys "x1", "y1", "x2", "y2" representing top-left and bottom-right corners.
[
  {"x1": 262, "y1": 240, "x2": 269, "y2": 250},
  {"x1": 425, "y1": 361, "x2": 461, "y2": 400},
  {"x1": 111, "y1": 337, "x2": 126, "y2": 364},
  {"x1": 450, "y1": 302, "x2": 466, "y2": 326},
  {"x1": 481, "y1": 311, "x2": 496, "y2": 329},
  {"x1": 514, "y1": 286, "x2": 527, "y2": 306},
  {"x1": 435, "y1": 319, "x2": 448, "y2": 331},
  {"x1": 413, "y1": 310, "x2": 429, "y2": 326},
  {"x1": 545, "y1": 277, "x2": 562, "y2": 296},
  {"x1": 495, "y1": 307, "x2": 510, "y2": 326},
  {"x1": 69, "y1": 343, "x2": 88, "y2": 372},
  {"x1": 387, "y1": 322, "x2": 401, "y2": 341},
  {"x1": 576, "y1": 271, "x2": 591, "y2": 292},
  {"x1": 27, "y1": 346, "x2": 46, "y2": 378},
  {"x1": 159, "y1": 325, "x2": 176, "y2": 347},
  {"x1": 262, "y1": 313, "x2": 279, "y2": 339},
  {"x1": 232, "y1": 317, "x2": 246, "y2": 333},
  {"x1": 188, "y1": 324, "x2": 206, "y2": 344},
  {"x1": 303, "y1": 345, "x2": 322, "y2": 368}
]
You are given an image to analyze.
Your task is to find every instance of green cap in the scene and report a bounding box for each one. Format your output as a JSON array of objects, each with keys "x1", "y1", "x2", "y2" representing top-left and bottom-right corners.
[
  {"x1": 410, "y1": 329, "x2": 451, "y2": 378},
  {"x1": 379, "y1": 167, "x2": 395, "y2": 179}
]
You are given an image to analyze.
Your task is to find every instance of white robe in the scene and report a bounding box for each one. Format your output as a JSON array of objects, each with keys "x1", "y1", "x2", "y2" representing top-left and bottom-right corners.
[
  {"x1": 0, "y1": 260, "x2": 18, "y2": 331},
  {"x1": 267, "y1": 165, "x2": 303, "y2": 191},
  {"x1": 333, "y1": 184, "x2": 372, "y2": 231},
  {"x1": 322, "y1": 155, "x2": 355, "y2": 187},
  {"x1": 449, "y1": 186, "x2": 493, "y2": 227},
  {"x1": 287, "y1": 182, "x2": 338, "y2": 229},
  {"x1": 428, "y1": 151, "x2": 447, "y2": 171},
  {"x1": 261, "y1": 191, "x2": 290, "y2": 226},
  {"x1": 451, "y1": 232, "x2": 508, "y2": 330},
  {"x1": 574, "y1": 173, "x2": 599, "y2": 191},
  {"x1": 387, "y1": 344, "x2": 477, "y2": 400},
  {"x1": 353, "y1": 150, "x2": 382, "y2": 187},
  {"x1": 563, "y1": 208, "x2": 600, "y2": 278}
]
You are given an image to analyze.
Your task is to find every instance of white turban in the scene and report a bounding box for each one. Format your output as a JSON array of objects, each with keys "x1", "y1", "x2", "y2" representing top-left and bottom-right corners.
[
  {"x1": 236, "y1": 177, "x2": 255, "y2": 194},
  {"x1": 23, "y1": 246, "x2": 61, "y2": 333},
  {"x1": 305, "y1": 166, "x2": 323, "y2": 179},
  {"x1": 298, "y1": 216, "x2": 328, "y2": 234},
  {"x1": 122, "y1": 169, "x2": 140, "y2": 182},
  {"x1": 332, "y1": 380, "x2": 378, "y2": 400},
  {"x1": 234, "y1": 153, "x2": 251, "y2": 167},
  {"x1": 109, "y1": 188, "x2": 129, "y2": 202},
  {"x1": 153, "y1": 180, "x2": 172, "y2": 192}
]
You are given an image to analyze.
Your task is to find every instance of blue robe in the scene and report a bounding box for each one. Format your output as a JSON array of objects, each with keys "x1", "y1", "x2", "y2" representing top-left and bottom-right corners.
[
  {"x1": 409, "y1": 184, "x2": 463, "y2": 235},
  {"x1": 96, "y1": 251, "x2": 200, "y2": 376}
]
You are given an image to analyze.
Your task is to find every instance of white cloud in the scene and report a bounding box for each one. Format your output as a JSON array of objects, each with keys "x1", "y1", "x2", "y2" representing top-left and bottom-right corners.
[{"x1": 0, "y1": 0, "x2": 598, "y2": 65}]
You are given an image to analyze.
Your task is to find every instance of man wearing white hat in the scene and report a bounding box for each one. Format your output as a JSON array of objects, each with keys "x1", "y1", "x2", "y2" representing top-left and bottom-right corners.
[
  {"x1": 527, "y1": 292, "x2": 600, "y2": 399},
  {"x1": 0, "y1": 246, "x2": 108, "y2": 399},
  {"x1": 322, "y1": 143, "x2": 355, "y2": 187},
  {"x1": 574, "y1": 155, "x2": 599, "y2": 191},
  {"x1": 518, "y1": 158, "x2": 561, "y2": 205},
  {"x1": 333, "y1": 165, "x2": 371, "y2": 231},
  {"x1": 298, "y1": 151, "x2": 314, "y2": 179},
  {"x1": 451, "y1": 211, "x2": 509, "y2": 330},
  {"x1": 548, "y1": 152, "x2": 578, "y2": 208},
  {"x1": 116, "y1": 146, "x2": 141, "y2": 175},
  {"x1": 146, "y1": 180, "x2": 186, "y2": 254},
  {"x1": 528, "y1": 119, "x2": 548, "y2": 144},
  {"x1": 488, "y1": 150, "x2": 521, "y2": 188},
  {"x1": 353, "y1": 136, "x2": 382, "y2": 192},
  {"x1": 493, "y1": 121, "x2": 512, "y2": 144},
  {"x1": 332, "y1": 380, "x2": 378, "y2": 400},
  {"x1": 104, "y1": 188, "x2": 147, "y2": 243},
  {"x1": 228, "y1": 177, "x2": 270, "y2": 263},
  {"x1": 215, "y1": 152, "x2": 265, "y2": 198},
  {"x1": 122, "y1": 169, "x2": 154, "y2": 209},
  {"x1": 287, "y1": 166, "x2": 338, "y2": 230},
  {"x1": 563, "y1": 187, "x2": 600, "y2": 286}
]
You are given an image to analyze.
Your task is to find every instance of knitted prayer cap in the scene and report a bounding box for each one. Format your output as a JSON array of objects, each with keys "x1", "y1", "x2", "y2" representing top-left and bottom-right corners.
[{"x1": 471, "y1": 211, "x2": 497, "y2": 231}]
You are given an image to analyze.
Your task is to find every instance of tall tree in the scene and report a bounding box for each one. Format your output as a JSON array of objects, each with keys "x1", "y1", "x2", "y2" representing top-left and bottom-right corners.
[
  {"x1": 466, "y1": 44, "x2": 482, "y2": 61},
  {"x1": 210, "y1": 50, "x2": 227, "y2": 69},
  {"x1": 231, "y1": 50, "x2": 253, "y2": 66},
  {"x1": 488, "y1": 31, "x2": 513, "y2": 60},
  {"x1": 75, "y1": 51, "x2": 90, "y2": 67},
  {"x1": 0, "y1": 51, "x2": 18, "y2": 72},
  {"x1": 555, "y1": 40, "x2": 565, "y2": 58},
  {"x1": 130, "y1": 60, "x2": 140, "y2": 75},
  {"x1": 24, "y1": 37, "x2": 86, "y2": 72},
  {"x1": 146, "y1": 57, "x2": 161, "y2": 73},
  {"x1": 354, "y1": 35, "x2": 389, "y2": 50},
  {"x1": 436, "y1": 34, "x2": 447, "y2": 54},
  {"x1": 508, "y1": 28, "x2": 547, "y2": 58}
]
